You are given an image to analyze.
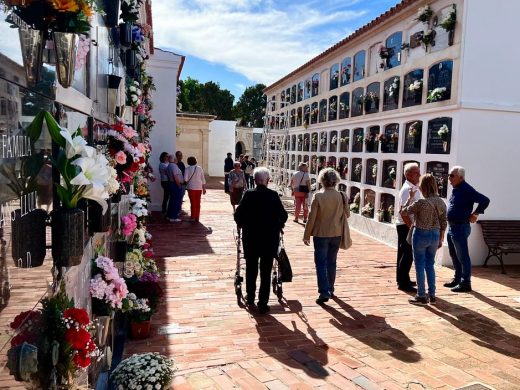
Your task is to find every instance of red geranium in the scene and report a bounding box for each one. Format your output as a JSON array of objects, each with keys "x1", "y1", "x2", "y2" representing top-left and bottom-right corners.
[{"x1": 63, "y1": 308, "x2": 90, "y2": 326}]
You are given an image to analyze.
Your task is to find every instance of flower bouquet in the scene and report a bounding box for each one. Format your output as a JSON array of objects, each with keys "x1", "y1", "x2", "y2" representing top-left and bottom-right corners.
[
  {"x1": 427, "y1": 87, "x2": 447, "y2": 102},
  {"x1": 440, "y1": 5, "x2": 456, "y2": 32},
  {"x1": 331, "y1": 135, "x2": 337, "y2": 145},
  {"x1": 111, "y1": 352, "x2": 176, "y2": 389},
  {"x1": 361, "y1": 203, "x2": 375, "y2": 218},
  {"x1": 416, "y1": 5, "x2": 433, "y2": 23},
  {"x1": 438, "y1": 124, "x2": 450, "y2": 140},
  {"x1": 90, "y1": 255, "x2": 128, "y2": 316},
  {"x1": 408, "y1": 121, "x2": 422, "y2": 137},
  {"x1": 388, "y1": 77, "x2": 400, "y2": 98},
  {"x1": 408, "y1": 79, "x2": 423, "y2": 92},
  {"x1": 7, "y1": 287, "x2": 98, "y2": 388},
  {"x1": 379, "y1": 45, "x2": 391, "y2": 59},
  {"x1": 420, "y1": 29, "x2": 436, "y2": 48}
]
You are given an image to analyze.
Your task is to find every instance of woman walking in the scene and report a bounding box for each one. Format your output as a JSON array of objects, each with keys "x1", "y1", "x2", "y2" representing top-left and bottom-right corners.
[
  {"x1": 159, "y1": 152, "x2": 170, "y2": 215},
  {"x1": 166, "y1": 155, "x2": 184, "y2": 222},
  {"x1": 290, "y1": 162, "x2": 311, "y2": 223},
  {"x1": 228, "y1": 161, "x2": 246, "y2": 212},
  {"x1": 303, "y1": 168, "x2": 350, "y2": 304},
  {"x1": 184, "y1": 156, "x2": 206, "y2": 222},
  {"x1": 401, "y1": 174, "x2": 447, "y2": 305}
]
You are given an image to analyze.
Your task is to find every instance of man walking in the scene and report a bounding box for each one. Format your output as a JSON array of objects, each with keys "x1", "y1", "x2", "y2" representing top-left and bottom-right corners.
[
  {"x1": 224, "y1": 152, "x2": 234, "y2": 193},
  {"x1": 234, "y1": 167, "x2": 288, "y2": 314},
  {"x1": 176, "y1": 151, "x2": 186, "y2": 204},
  {"x1": 444, "y1": 166, "x2": 490, "y2": 292},
  {"x1": 396, "y1": 162, "x2": 421, "y2": 292}
]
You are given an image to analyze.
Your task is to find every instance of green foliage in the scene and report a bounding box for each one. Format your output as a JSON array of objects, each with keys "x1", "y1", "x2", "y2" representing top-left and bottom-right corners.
[
  {"x1": 178, "y1": 77, "x2": 235, "y2": 120},
  {"x1": 233, "y1": 84, "x2": 266, "y2": 127}
]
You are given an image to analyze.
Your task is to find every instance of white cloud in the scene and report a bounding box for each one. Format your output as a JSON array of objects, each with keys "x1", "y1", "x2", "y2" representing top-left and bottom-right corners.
[{"x1": 152, "y1": 0, "x2": 367, "y2": 86}]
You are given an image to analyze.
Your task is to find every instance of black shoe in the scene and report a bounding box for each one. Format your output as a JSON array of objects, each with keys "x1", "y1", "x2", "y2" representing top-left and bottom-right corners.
[
  {"x1": 443, "y1": 279, "x2": 460, "y2": 288},
  {"x1": 411, "y1": 281, "x2": 417, "y2": 286},
  {"x1": 258, "y1": 305, "x2": 270, "y2": 314},
  {"x1": 451, "y1": 284, "x2": 472, "y2": 293},
  {"x1": 429, "y1": 296, "x2": 437, "y2": 304},
  {"x1": 316, "y1": 296, "x2": 330, "y2": 305},
  {"x1": 303, "y1": 219, "x2": 307, "y2": 223},
  {"x1": 245, "y1": 295, "x2": 255, "y2": 305},
  {"x1": 330, "y1": 292, "x2": 336, "y2": 299},
  {"x1": 398, "y1": 285, "x2": 417, "y2": 293},
  {"x1": 409, "y1": 296, "x2": 428, "y2": 305}
]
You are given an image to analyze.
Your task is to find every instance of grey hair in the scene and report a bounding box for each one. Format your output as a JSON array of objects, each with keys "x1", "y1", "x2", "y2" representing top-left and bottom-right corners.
[
  {"x1": 254, "y1": 167, "x2": 270, "y2": 185},
  {"x1": 451, "y1": 165, "x2": 465, "y2": 179},
  {"x1": 404, "y1": 162, "x2": 419, "y2": 175},
  {"x1": 298, "y1": 162, "x2": 308, "y2": 170},
  {"x1": 318, "y1": 168, "x2": 340, "y2": 188}
]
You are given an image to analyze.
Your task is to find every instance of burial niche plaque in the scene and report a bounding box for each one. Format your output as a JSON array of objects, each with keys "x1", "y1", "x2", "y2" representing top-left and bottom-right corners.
[
  {"x1": 426, "y1": 161, "x2": 449, "y2": 198},
  {"x1": 426, "y1": 117, "x2": 452, "y2": 154},
  {"x1": 404, "y1": 121, "x2": 422, "y2": 153}
]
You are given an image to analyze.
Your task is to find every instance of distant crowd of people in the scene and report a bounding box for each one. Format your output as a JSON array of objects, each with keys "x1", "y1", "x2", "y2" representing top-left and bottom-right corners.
[
  {"x1": 159, "y1": 150, "x2": 206, "y2": 223},
  {"x1": 230, "y1": 158, "x2": 489, "y2": 313}
]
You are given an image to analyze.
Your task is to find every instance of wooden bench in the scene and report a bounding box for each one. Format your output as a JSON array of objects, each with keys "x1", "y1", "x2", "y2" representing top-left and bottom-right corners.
[{"x1": 477, "y1": 220, "x2": 520, "y2": 274}]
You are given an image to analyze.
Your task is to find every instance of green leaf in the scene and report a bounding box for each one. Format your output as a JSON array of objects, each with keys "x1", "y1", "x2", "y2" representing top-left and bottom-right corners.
[
  {"x1": 43, "y1": 111, "x2": 65, "y2": 148},
  {"x1": 55, "y1": 183, "x2": 71, "y2": 207},
  {"x1": 26, "y1": 111, "x2": 45, "y2": 144}
]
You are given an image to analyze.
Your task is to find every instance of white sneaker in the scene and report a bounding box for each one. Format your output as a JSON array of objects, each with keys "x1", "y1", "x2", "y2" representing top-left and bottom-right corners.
[{"x1": 169, "y1": 218, "x2": 182, "y2": 222}]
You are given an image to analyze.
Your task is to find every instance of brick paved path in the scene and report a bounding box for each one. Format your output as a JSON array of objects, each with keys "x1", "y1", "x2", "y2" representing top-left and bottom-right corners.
[{"x1": 126, "y1": 178, "x2": 520, "y2": 390}]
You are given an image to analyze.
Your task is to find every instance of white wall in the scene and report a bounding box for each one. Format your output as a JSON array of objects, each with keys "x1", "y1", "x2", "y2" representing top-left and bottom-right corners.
[
  {"x1": 147, "y1": 49, "x2": 183, "y2": 211},
  {"x1": 208, "y1": 120, "x2": 236, "y2": 177}
]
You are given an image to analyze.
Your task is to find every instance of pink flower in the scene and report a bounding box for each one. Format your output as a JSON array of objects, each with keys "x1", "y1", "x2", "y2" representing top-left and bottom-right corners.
[
  {"x1": 122, "y1": 125, "x2": 137, "y2": 139},
  {"x1": 137, "y1": 143, "x2": 146, "y2": 154},
  {"x1": 115, "y1": 151, "x2": 127, "y2": 165}
]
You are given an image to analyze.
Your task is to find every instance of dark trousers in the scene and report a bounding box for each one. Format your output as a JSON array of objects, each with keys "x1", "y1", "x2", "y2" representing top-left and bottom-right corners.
[
  {"x1": 245, "y1": 254, "x2": 274, "y2": 307},
  {"x1": 396, "y1": 224, "x2": 414, "y2": 287},
  {"x1": 244, "y1": 174, "x2": 250, "y2": 189},
  {"x1": 224, "y1": 173, "x2": 230, "y2": 193},
  {"x1": 161, "y1": 181, "x2": 170, "y2": 214},
  {"x1": 167, "y1": 182, "x2": 182, "y2": 219}
]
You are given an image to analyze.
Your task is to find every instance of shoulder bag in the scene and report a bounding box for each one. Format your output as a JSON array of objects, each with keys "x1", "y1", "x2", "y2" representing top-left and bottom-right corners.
[
  {"x1": 277, "y1": 233, "x2": 293, "y2": 282},
  {"x1": 297, "y1": 173, "x2": 309, "y2": 193},
  {"x1": 340, "y1": 192, "x2": 353, "y2": 250}
]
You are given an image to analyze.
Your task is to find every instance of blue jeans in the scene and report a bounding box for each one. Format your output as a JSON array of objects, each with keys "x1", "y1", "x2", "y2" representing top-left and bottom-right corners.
[
  {"x1": 447, "y1": 223, "x2": 472, "y2": 285},
  {"x1": 313, "y1": 236, "x2": 341, "y2": 298},
  {"x1": 167, "y1": 182, "x2": 182, "y2": 219},
  {"x1": 412, "y1": 228, "x2": 439, "y2": 298}
]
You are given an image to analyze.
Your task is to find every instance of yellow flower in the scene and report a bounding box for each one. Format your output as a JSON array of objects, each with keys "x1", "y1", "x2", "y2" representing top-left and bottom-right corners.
[
  {"x1": 48, "y1": 0, "x2": 79, "y2": 12},
  {"x1": 79, "y1": 0, "x2": 92, "y2": 17}
]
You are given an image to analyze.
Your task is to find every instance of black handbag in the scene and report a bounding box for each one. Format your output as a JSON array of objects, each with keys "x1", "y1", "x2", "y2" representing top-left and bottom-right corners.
[
  {"x1": 277, "y1": 234, "x2": 293, "y2": 282},
  {"x1": 297, "y1": 174, "x2": 309, "y2": 193}
]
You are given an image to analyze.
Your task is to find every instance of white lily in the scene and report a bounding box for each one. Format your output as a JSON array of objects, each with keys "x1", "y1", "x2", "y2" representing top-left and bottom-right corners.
[
  {"x1": 70, "y1": 155, "x2": 110, "y2": 192},
  {"x1": 83, "y1": 186, "x2": 109, "y2": 213},
  {"x1": 60, "y1": 128, "x2": 88, "y2": 159}
]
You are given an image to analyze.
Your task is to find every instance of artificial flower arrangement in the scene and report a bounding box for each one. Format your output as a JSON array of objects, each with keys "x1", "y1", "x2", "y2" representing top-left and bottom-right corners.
[
  {"x1": 372, "y1": 164, "x2": 378, "y2": 178},
  {"x1": 339, "y1": 102, "x2": 349, "y2": 113},
  {"x1": 388, "y1": 166, "x2": 397, "y2": 181},
  {"x1": 438, "y1": 124, "x2": 450, "y2": 140},
  {"x1": 7, "y1": 287, "x2": 98, "y2": 388},
  {"x1": 341, "y1": 64, "x2": 351, "y2": 83},
  {"x1": 110, "y1": 352, "x2": 176, "y2": 390},
  {"x1": 377, "y1": 133, "x2": 387, "y2": 143},
  {"x1": 427, "y1": 87, "x2": 447, "y2": 102},
  {"x1": 90, "y1": 255, "x2": 129, "y2": 316},
  {"x1": 331, "y1": 135, "x2": 337, "y2": 145},
  {"x1": 127, "y1": 79, "x2": 142, "y2": 108},
  {"x1": 408, "y1": 79, "x2": 423, "y2": 92},
  {"x1": 420, "y1": 29, "x2": 435, "y2": 48},
  {"x1": 124, "y1": 248, "x2": 158, "y2": 279},
  {"x1": 311, "y1": 133, "x2": 318, "y2": 145},
  {"x1": 378, "y1": 45, "x2": 391, "y2": 59},
  {"x1": 361, "y1": 202, "x2": 375, "y2": 218},
  {"x1": 364, "y1": 131, "x2": 377, "y2": 145},
  {"x1": 121, "y1": 213, "x2": 138, "y2": 237},
  {"x1": 329, "y1": 100, "x2": 337, "y2": 112},
  {"x1": 28, "y1": 111, "x2": 112, "y2": 212},
  {"x1": 340, "y1": 136, "x2": 348, "y2": 144},
  {"x1": 2, "y1": 0, "x2": 100, "y2": 33},
  {"x1": 440, "y1": 5, "x2": 456, "y2": 32},
  {"x1": 354, "y1": 163, "x2": 362, "y2": 177},
  {"x1": 388, "y1": 77, "x2": 400, "y2": 97},
  {"x1": 319, "y1": 133, "x2": 327, "y2": 145},
  {"x1": 331, "y1": 70, "x2": 339, "y2": 81},
  {"x1": 416, "y1": 5, "x2": 433, "y2": 23}
]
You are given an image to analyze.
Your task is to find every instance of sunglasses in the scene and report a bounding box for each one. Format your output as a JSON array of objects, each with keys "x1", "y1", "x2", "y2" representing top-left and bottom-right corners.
[{"x1": 449, "y1": 173, "x2": 456, "y2": 178}]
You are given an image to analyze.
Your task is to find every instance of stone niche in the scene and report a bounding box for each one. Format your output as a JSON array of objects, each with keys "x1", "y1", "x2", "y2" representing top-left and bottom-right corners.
[
  {"x1": 330, "y1": 130, "x2": 338, "y2": 153},
  {"x1": 426, "y1": 161, "x2": 449, "y2": 198},
  {"x1": 379, "y1": 193, "x2": 396, "y2": 223},
  {"x1": 338, "y1": 157, "x2": 348, "y2": 180},
  {"x1": 382, "y1": 160, "x2": 397, "y2": 189},
  {"x1": 426, "y1": 117, "x2": 452, "y2": 154},
  {"x1": 339, "y1": 129, "x2": 349, "y2": 152},
  {"x1": 351, "y1": 157, "x2": 362, "y2": 182},
  {"x1": 352, "y1": 128, "x2": 363, "y2": 152},
  {"x1": 404, "y1": 120, "x2": 422, "y2": 153},
  {"x1": 350, "y1": 186, "x2": 360, "y2": 214},
  {"x1": 365, "y1": 158, "x2": 378, "y2": 186}
]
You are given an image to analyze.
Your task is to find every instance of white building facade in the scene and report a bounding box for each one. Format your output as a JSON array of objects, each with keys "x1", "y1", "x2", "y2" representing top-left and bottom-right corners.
[{"x1": 263, "y1": 0, "x2": 520, "y2": 266}]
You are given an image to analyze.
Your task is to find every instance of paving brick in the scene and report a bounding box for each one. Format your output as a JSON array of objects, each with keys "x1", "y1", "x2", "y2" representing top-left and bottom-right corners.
[{"x1": 114, "y1": 179, "x2": 520, "y2": 390}]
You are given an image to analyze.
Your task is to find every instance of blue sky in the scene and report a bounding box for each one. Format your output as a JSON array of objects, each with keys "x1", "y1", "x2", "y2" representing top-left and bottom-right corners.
[{"x1": 152, "y1": 0, "x2": 401, "y2": 101}]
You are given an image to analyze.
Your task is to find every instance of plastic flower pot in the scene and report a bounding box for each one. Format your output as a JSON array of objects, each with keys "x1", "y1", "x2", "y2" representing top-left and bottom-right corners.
[
  {"x1": 11, "y1": 209, "x2": 47, "y2": 268},
  {"x1": 51, "y1": 208, "x2": 85, "y2": 267},
  {"x1": 52, "y1": 31, "x2": 77, "y2": 88},
  {"x1": 108, "y1": 74, "x2": 123, "y2": 89},
  {"x1": 18, "y1": 28, "x2": 44, "y2": 86},
  {"x1": 129, "y1": 319, "x2": 151, "y2": 339},
  {"x1": 93, "y1": 315, "x2": 112, "y2": 347},
  {"x1": 103, "y1": 0, "x2": 121, "y2": 28},
  {"x1": 111, "y1": 240, "x2": 127, "y2": 263},
  {"x1": 88, "y1": 199, "x2": 111, "y2": 234},
  {"x1": 125, "y1": 49, "x2": 137, "y2": 69}
]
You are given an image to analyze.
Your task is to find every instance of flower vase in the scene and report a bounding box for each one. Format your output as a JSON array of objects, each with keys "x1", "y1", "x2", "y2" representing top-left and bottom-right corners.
[
  {"x1": 129, "y1": 320, "x2": 151, "y2": 339},
  {"x1": 11, "y1": 209, "x2": 47, "y2": 268},
  {"x1": 125, "y1": 49, "x2": 137, "y2": 70},
  {"x1": 111, "y1": 240, "x2": 127, "y2": 263},
  {"x1": 6, "y1": 342, "x2": 38, "y2": 381},
  {"x1": 89, "y1": 199, "x2": 111, "y2": 234},
  {"x1": 103, "y1": 0, "x2": 121, "y2": 28},
  {"x1": 119, "y1": 23, "x2": 132, "y2": 47},
  {"x1": 413, "y1": 135, "x2": 421, "y2": 149},
  {"x1": 94, "y1": 315, "x2": 112, "y2": 347},
  {"x1": 51, "y1": 208, "x2": 85, "y2": 267},
  {"x1": 111, "y1": 191, "x2": 122, "y2": 203},
  {"x1": 448, "y1": 30, "x2": 455, "y2": 46},
  {"x1": 364, "y1": 101, "x2": 371, "y2": 113},
  {"x1": 366, "y1": 141, "x2": 375, "y2": 153},
  {"x1": 443, "y1": 140, "x2": 449, "y2": 153},
  {"x1": 53, "y1": 32, "x2": 78, "y2": 88},
  {"x1": 18, "y1": 28, "x2": 45, "y2": 86},
  {"x1": 377, "y1": 212, "x2": 385, "y2": 222}
]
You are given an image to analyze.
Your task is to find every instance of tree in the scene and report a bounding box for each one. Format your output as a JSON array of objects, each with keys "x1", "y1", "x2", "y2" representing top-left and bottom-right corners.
[
  {"x1": 178, "y1": 78, "x2": 234, "y2": 120},
  {"x1": 233, "y1": 84, "x2": 266, "y2": 127}
]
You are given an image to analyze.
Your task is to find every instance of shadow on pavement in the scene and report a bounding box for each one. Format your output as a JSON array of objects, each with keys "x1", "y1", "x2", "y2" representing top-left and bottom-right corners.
[
  {"x1": 426, "y1": 297, "x2": 520, "y2": 358},
  {"x1": 323, "y1": 297, "x2": 422, "y2": 363}
]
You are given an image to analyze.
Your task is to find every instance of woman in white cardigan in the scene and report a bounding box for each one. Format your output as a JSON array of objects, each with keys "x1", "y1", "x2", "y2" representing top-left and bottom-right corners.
[{"x1": 184, "y1": 156, "x2": 206, "y2": 222}]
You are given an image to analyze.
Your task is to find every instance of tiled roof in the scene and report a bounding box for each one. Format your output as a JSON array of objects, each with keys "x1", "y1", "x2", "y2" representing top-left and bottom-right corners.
[{"x1": 264, "y1": 0, "x2": 420, "y2": 92}]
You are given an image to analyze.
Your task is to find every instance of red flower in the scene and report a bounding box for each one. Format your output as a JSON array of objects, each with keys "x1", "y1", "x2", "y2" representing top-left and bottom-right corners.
[
  {"x1": 65, "y1": 328, "x2": 92, "y2": 350},
  {"x1": 10, "y1": 310, "x2": 40, "y2": 329},
  {"x1": 112, "y1": 123, "x2": 124, "y2": 133},
  {"x1": 143, "y1": 250, "x2": 153, "y2": 258},
  {"x1": 73, "y1": 351, "x2": 92, "y2": 368},
  {"x1": 63, "y1": 308, "x2": 90, "y2": 326},
  {"x1": 10, "y1": 332, "x2": 37, "y2": 347}
]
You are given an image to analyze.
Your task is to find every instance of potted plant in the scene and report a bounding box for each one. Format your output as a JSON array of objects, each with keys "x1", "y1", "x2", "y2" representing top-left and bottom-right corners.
[
  {"x1": 90, "y1": 255, "x2": 128, "y2": 346},
  {"x1": 111, "y1": 352, "x2": 175, "y2": 389},
  {"x1": 28, "y1": 111, "x2": 112, "y2": 266}
]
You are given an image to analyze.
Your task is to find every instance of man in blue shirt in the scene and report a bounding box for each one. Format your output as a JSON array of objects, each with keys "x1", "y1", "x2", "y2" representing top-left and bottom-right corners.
[{"x1": 444, "y1": 166, "x2": 490, "y2": 292}]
